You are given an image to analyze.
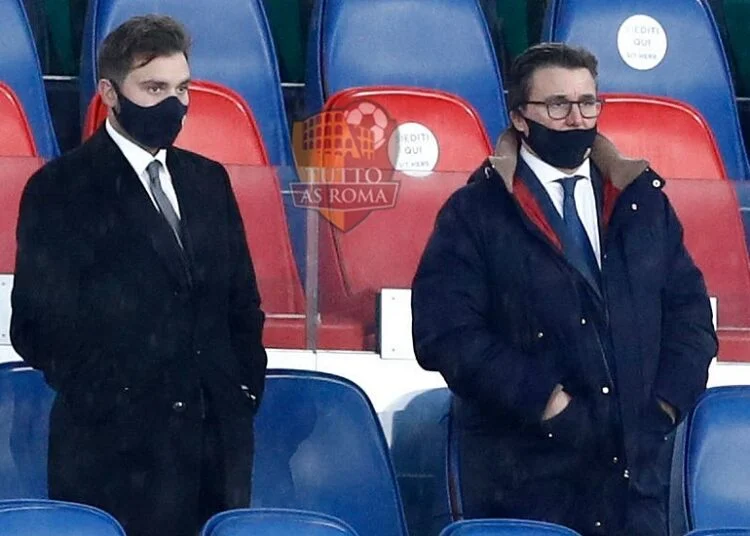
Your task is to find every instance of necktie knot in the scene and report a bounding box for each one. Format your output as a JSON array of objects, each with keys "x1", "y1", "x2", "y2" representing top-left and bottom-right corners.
[
  {"x1": 147, "y1": 160, "x2": 161, "y2": 186},
  {"x1": 558, "y1": 175, "x2": 584, "y2": 200}
]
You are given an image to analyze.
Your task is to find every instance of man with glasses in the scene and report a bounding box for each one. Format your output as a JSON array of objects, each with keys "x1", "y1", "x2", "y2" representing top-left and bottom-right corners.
[{"x1": 412, "y1": 43, "x2": 716, "y2": 536}]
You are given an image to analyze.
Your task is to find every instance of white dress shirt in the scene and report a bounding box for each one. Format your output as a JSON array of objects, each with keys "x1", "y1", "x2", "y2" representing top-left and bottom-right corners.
[
  {"x1": 105, "y1": 119, "x2": 181, "y2": 217},
  {"x1": 520, "y1": 145, "x2": 601, "y2": 266}
]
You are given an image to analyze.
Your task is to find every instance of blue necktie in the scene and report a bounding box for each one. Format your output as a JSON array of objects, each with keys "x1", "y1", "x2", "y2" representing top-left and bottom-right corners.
[{"x1": 558, "y1": 176, "x2": 599, "y2": 286}]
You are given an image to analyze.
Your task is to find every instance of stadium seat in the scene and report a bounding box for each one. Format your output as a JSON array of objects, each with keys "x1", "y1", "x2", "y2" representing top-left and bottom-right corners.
[
  {"x1": 0, "y1": 363, "x2": 55, "y2": 499},
  {"x1": 439, "y1": 519, "x2": 584, "y2": 535},
  {"x1": 686, "y1": 531, "x2": 750, "y2": 536},
  {"x1": 1, "y1": 0, "x2": 59, "y2": 158},
  {"x1": 0, "y1": 498, "x2": 126, "y2": 535},
  {"x1": 83, "y1": 81, "x2": 269, "y2": 165},
  {"x1": 663, "y1": 178, "x2": 750, "y2": 361},
  {"x1": 389, "y1": 388, "x2": 454, "y2": 536},
  {"x1": 0, "y1": 84, "x2": 37, "y2": 158},
  {"x1": 679, "y1": 386, "x2": 750, "y2": 531},
  {"x1": 543, "y1": 0, "x2": 750, "y2": 181},
  {"x1": 305, "y1": 0, "x2": 508, "y2": 143},
  {"x1": 312, "y1": 87, "x2": 493, "y2": 348},
  {"x1": 202, "y1": 508, "x2": 359, "y2": 536},
  {"x1": 597, "y1": 93, "x2": 727, "y2": 179},
  {"x1": 252, "y1": 370, "x2": 408, "y2": 536}
]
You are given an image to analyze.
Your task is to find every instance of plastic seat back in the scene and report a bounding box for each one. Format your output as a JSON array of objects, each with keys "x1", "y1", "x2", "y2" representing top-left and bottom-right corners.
[
  {"x1": 543, "y1": 0, "x2": 750, "y2": 180},
  {"x1": 0, "y1": 0, "x2": 58, "y2": 158},
  {"x1": 598, "y1": 94, "x2": 727, "y2": 179},
  {"x1": 202, "y1": 508, "x2": 359, "y2": 536},
  {"x1": 252, "y1": 370, "x2": 408, "y2": 536},
  {"x1": 306, "y1": 0, "x2": 508, "y2": 142},
  {"x1": 0, "y1": 364, "x2": 55, "y2": 499},
  {"x1": 0, "y1": 498, "x2": 126, "y2": 535},
  {"x1": 439, "y1": 519, "x2": 584, "y2": 536},
  {"x1": 683, "y1": 387, "x2": 750, "y2": 529},
  {"x1": 0, "y1": 83, "x2": 38, "y2": 157}
]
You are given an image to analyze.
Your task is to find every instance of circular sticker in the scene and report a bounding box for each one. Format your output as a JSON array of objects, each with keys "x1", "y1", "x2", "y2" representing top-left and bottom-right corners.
[
  {"x1": 617, "y1": 14, "x2": 668, "y2": 71},
  {"x1": 387, "y1": 122, "x2": 439, "y2": 178}
]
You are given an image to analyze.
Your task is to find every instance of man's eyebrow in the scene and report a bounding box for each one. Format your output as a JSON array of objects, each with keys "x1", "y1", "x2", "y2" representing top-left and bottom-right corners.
[
  {"x1": 138, "y1": 79, "x2": 168, "y2": 88},
  {"x1": 178, "y1": 77, "x2": 191, "y2": 87}
]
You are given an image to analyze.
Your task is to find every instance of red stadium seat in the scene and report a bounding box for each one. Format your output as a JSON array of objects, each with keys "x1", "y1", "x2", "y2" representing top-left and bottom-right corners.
[
  {"x1": 0, "y1": 157, "x2": 44, "y2": 270},
  {"x1": 598, "y1": 93, "x2": 727, "y2": 179},
  {"x1": 665, "y1": 178, "x2": 750, "y2": 361},
  {"x1": 315, "y1": 87, "x2": 493, "y2": 348},
  {"x1": 83, "y1": 80, "x2": 268, "y2": 165},
  {"x1": 0, "y1": 83, "x2": 38, "y2": 157}
]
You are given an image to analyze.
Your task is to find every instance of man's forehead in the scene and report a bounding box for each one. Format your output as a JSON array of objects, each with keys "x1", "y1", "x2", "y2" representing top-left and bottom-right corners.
[
  {"x1": 528, "y1": 66, "x2": 596, "y2": 98},
  {"x1": 126, "y1": 53, "x2": 190, "y2": 82}
]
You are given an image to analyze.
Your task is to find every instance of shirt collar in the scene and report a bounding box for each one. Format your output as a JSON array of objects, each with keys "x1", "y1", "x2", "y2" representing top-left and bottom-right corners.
[
  {"x1": 105, "y1": 118, "x2": 167, "y2": 178},
  {"x1": 519, "y1": 144, "x2": 591, "y2": 186}
]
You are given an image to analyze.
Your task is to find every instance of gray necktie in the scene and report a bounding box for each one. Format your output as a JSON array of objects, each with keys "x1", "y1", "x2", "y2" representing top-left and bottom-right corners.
[{"x1": 146, "y1": 160, "x2": 183, "y2": 248}]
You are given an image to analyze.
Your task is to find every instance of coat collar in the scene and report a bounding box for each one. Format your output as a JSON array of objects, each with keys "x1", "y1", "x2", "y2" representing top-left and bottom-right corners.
[{"x1": 488, "y1": 128, "x2": 650, "y2": 193}]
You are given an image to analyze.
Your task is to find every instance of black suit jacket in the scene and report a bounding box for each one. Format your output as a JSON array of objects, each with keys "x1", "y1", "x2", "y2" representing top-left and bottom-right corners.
[{"x1": 10, "y1": 127, "x2": 268, "y2": 536}]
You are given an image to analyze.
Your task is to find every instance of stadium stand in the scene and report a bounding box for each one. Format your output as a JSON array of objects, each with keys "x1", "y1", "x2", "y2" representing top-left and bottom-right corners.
[
  {"x1": 310, "y1": 87, "x2": 492, "y2": 349},
  {"x1": 542, "y1": 0, "x2": 750, "y2": 181},
  {"x1": 0, "y1": 498, "x2": 126, "y2": 535},
  {"x1": 0, "y1": 363, "x2": 53, "y2": 500},
  {"x1": 2, "y1": 0, "x2": 59, "y2": 159},
  {"x1": 305, "y1": 0, "x2": 509, "y2": 143},
  {"x1": 675, "y1": 386, "x2": 750, "y2": 532},
  {"x1": 686, "y1": 531, "x2": 750, "y2": 536},
  {"x1": 252, "y1": 370, "x2": 408, "y2": 536},
  {"x1": 439, "y1": 519, "x2": 584, "y2": 536},
  {"x1": 202, "y1": 508, "x2": 360, "y2": 536}
]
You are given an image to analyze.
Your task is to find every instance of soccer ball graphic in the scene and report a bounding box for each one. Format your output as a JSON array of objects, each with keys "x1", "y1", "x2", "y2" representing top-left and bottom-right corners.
[{"x1": 345, "y1": 101, "x2": 389, "y2": 150}]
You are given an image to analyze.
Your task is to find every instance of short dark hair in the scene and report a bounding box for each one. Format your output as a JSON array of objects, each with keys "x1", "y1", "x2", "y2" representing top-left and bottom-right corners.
[
  {"x1": 506, "y1": 42, "x2": 598, "y2": 111},
  {"x1": 97, "y1": 14, "x2": 191, "y2": 85}
]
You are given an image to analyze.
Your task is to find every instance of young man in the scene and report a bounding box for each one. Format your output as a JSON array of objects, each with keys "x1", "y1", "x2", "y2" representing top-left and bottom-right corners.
[
  {"x1": 11, "y1": 15, "x2": 267, "y2": 536},
  {"x1": 412, "y1": 43, "x2": 717, "y2": 536}
]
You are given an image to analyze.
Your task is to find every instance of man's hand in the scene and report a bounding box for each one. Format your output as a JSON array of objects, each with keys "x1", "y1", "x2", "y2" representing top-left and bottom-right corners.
[
  {"x1": 542, "y1": 384, "x2": 572, "y2": 421},
  {"x1": 657, "y1": 397, "x2": 677, "y2": 425}
]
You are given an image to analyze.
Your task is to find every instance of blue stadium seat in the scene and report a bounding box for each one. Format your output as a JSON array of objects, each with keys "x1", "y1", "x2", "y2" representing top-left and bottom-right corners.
[
  {"x1": 305, "y1": 0, "x2": 508, "y2": 143},
  {"x1": 252, "y1": 370, "x2": 408, "y2": 536},
  {"x1": 202, "y1": 508, "x2": 360, "y2": 536},
  {"x1": 686, "y1": 531, "x2": 750, "y2": 536},
  {"x1": 543, "y1": 0, "x2": 750, "y2": 180},
  {"x1": 79, "y1": 0, "x2": 294, "y2": 168},
  {"x1": 0, "y1": 363, "x2": 54, "y2": 499},
  {"x1": 1, "y1": 0, "x2": 59, "y2": 158},
  {"x1": 439, "y1": 519, "x2": 583, "y2": 536},
  {"x1": 680, "y1": 386, "x2": 750, "y2": 531},
  {"x1": 0, "y1": 498, "x2": 126, "y2": 535},
  {"x1": 389, "y1": 388, "x2": 455, "y2": 536}
]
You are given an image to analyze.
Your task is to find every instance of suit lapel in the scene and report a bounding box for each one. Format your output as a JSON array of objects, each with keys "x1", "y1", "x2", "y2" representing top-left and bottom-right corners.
[{"x1": 90, "y1": 128, "x2": 192, "y2": 290}]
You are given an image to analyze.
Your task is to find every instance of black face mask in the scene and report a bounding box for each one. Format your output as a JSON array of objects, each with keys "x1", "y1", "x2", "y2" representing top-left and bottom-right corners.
[
  {"x1": 112, "y1": 83, "x2": 187, "y2": 149},
  {"x1": 520, "y1": 116, "x2": 597, "y2": 169}
]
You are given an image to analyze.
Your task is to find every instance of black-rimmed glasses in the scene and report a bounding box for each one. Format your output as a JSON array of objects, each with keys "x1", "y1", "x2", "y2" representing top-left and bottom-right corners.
[{"x1": 522, "y1": 99, "x2": 604, "y2": 120}]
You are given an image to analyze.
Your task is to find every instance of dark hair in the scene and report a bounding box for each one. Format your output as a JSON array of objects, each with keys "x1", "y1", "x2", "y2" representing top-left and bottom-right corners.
[
  {"x1": 506, "y1": 42, "x2": 598, "y2": 111},
  {"x1": 97, "y1": 14, "x2": 191, "y2": 85}
]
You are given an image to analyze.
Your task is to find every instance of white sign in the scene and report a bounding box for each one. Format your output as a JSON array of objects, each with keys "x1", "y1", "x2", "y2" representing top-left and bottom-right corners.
[
  {"x1": 387, "y1": 122, "x2": 439, "y2": 178},
  {"x1": 379, "y1": 288, "x2": 416, "y2": 360},
  {"x1": 617, "y1": 14, "x2": 668, "y2": 71}
]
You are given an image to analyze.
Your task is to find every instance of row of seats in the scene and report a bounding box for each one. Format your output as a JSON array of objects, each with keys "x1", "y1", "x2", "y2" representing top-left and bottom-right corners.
[
  {"x1": 2, "y1": 78, "x2": 750, "y2": 356},
  {"x1": 5, "y1": 0, "x2": 749, "y2": 177},
  {"x1": 3, "y1": 363, "x2": 750, "y2": 536}
]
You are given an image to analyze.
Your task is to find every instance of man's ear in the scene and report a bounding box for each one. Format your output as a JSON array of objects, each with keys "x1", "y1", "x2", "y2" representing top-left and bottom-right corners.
[
  {"x1": 509, "y1": 108, "x2": 527, "y2": 135},
  {"x1": 98, "y1": 79, "x2": 118, "y2": 110}
]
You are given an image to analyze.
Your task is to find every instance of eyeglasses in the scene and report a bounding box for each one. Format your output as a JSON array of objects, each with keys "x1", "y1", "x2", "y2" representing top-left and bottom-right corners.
[{"x1": 522, "y1": 99, "x2": 604, "y2": 120}]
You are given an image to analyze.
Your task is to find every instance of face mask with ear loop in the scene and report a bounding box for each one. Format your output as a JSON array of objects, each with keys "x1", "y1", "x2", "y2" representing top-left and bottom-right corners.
[
  {"x1": 519, "y1": 116, "x2": 597, "y2": 169},
  {"x1": 110, "y1": 80, "x2": 188, "y2": 149}
]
